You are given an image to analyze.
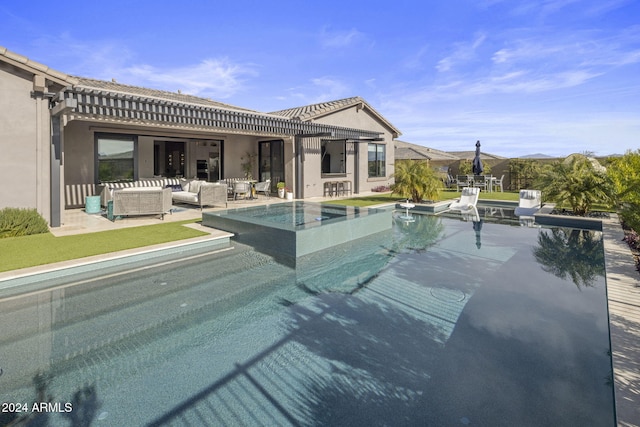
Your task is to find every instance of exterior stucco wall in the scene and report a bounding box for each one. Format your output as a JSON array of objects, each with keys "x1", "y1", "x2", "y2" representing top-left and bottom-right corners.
[
  {"x1": 64, "y1": 121, "x2": 94, "y2": 186},
  {"x1": 306, "y1": 106, "x2": 395, "y2": 196},
  {"x1": 0, "y1": 66, "x2": 52, "y2": 222}
]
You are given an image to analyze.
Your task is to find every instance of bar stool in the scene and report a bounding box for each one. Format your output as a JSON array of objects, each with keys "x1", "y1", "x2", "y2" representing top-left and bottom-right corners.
[
  {"x1": 324, "y1": 182, "x2": 332, "y2": 197},
  {"x1": 324, "y1": 181, "x2": 339, "y2": 196},
  {"x1": 341, "y1": 180, "x2": 352, "y2": 196}
]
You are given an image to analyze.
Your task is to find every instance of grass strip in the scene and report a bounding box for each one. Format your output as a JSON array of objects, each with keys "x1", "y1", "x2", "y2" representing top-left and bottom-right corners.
[
  {"x1": 322, "y1": 190, "x2": 521, "y2": 207},
  {"x1": 0, "y1": 220, "x2": 207, "y2": 273}
]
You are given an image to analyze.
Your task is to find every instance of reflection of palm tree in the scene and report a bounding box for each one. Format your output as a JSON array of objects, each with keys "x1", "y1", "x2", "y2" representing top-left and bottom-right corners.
[
  {"x1": 286, "y1": 295, "x2": 445, "y2": 425},
  {"x1": 533, "y1": 228, "x2": 604, "y2": 289},
  {"x1": 392, "y1": 214, "x2": 444, "y2": 253}
]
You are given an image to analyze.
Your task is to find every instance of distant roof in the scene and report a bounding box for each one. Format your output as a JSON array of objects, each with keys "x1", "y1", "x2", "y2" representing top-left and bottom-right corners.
[
  {"x1": 270, "y1": 96, "x2": 401, "y2": 138},
  {"x1": 447, "y1": 151, "x2": 507, "y2": 160},
  {"x1": 394, "y1": 140, "x2": 460, "y2": 161}
]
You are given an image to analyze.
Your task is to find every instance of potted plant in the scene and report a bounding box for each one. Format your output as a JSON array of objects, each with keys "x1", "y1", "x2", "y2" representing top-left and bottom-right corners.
[
  {"x1": 285, "y1": 187, "x2": 293, "y2": 200},
  {"x1": 277, "y1": 181, "x2": 286, "y2": 198}
]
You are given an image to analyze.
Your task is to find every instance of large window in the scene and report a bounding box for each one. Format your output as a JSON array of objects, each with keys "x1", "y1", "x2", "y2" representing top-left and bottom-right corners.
[
  {"x1": 97, "y1": 134, "x2": 136, "y2": 182},
  {"x1": 321, "y1": 140, "x2": 346, "y2": 175},
  {"x1": 368, "y1": 143, "x2": 386, "y2": 177}
]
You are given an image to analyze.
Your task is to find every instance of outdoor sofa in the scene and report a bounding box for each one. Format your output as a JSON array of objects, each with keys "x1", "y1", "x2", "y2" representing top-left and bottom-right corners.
[
  {"x1": 171, "y1": 179, "x2": 228, "y2": 209},
  {"x1": 100, "y1": 177, "x2": 228, "y2": 211},
  {"x1": 112, "y1": 187, "x2": 172, "y2": 220}
]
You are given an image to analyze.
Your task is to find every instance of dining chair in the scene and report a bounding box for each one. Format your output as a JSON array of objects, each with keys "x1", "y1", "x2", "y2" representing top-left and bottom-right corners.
[
  {"x1": 254, "y1": 179, "x2": 271, "y2": 198},
  {"x1": 473, "y1": 175, "x2": 488, "y2": 191},
  {"x1": 233, "y1": 181, "x2": 251, "y2": 200},
  {"x1": 456, "y1": 175, "x2": 471, "y2": 191},
  {"x1": 493, "y1": 175, "x2": 505, "y2": 192}
]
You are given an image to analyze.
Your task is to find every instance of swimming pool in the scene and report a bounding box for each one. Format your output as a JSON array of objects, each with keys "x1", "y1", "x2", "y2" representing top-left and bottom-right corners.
[{"x1": 0, "y1": 211, "x2": 615, "y2": 426}]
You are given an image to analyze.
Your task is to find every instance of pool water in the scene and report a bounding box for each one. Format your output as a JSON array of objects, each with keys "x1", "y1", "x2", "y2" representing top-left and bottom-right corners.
[{"x1": 0, "y1": 212, "x2": 614, "y2": 426}]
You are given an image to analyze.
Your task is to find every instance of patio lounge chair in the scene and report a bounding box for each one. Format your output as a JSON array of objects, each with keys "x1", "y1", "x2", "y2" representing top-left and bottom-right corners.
[
  {"x1": 514, "y1": 190, "x2": 542, "y2": 216},
  {"x1": 449, "y1": 187, "x2": 480, "y2": 211}
]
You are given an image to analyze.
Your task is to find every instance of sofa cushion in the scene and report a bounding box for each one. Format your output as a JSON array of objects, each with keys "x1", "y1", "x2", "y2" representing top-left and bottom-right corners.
[
  {"x1": 180, "y1": 179, "x2": 191, "y2": 192},
  {"x1": 166, "y1": 184, "x2": 183, "y2": 192},
  {"x1": 189, "y1": 180, "x2": 202, "y2": 194},
  {"x1": 172, "y1": 191, "x2": 199, "y2": 204}
]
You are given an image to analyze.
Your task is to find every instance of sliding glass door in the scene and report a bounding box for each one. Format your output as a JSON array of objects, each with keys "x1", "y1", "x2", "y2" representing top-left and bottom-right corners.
[{"x1": 259, "y1": 140, "x2": 284, "y2": 192}]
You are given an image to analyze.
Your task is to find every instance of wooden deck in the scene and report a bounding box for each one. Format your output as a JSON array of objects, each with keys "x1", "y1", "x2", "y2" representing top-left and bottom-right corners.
[{"x1": 602, "y1": 216, "x2": 640, "y2": 426}]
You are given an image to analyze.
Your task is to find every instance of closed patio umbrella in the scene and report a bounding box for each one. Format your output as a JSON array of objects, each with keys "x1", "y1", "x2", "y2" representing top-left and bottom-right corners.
[{"x1": 472, "y1": 140, "x2": 483, "y2": 175}]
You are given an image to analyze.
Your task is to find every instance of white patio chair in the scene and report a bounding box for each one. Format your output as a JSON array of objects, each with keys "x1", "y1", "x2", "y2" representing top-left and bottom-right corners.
[
  {"x1": 449, "y1": 187, "x2": 480, "y2": 211},
  {"x1": 254, "y1": 179, "x2": 271, "y2": 198},
  {"x1": 514, "y1": 190, "x2": 542, "y2": 216},
  {"x1": 233, "y1": 181, "x2": 252, "y2": 200},
  {"x1": 493, "y1": 174, "x2": 505, "y2": 192}
]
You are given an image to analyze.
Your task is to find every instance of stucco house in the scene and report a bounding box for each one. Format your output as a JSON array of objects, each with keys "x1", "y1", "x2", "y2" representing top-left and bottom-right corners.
[{"x1": 0, "y1": 47, "x2": 400, "y2": 227}]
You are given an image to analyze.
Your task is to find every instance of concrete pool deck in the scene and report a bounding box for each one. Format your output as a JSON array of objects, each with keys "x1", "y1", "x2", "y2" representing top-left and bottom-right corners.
[{"x1": 0, "y1": 199, "x2": 639, "y2": 425}]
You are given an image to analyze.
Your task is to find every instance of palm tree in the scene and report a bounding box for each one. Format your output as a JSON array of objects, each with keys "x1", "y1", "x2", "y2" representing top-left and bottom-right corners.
[
  {"x1": 391, "y1": 160, "x2": 443, "y2": 203},
  {"x1": 535, "y1": 155, "x2": 612, "y2": 215}
]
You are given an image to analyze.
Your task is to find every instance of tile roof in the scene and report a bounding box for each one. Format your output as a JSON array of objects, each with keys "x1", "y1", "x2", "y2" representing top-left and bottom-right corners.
[
  {"x1": 1, "y1": 46, "x2": 399, "y2": 135},
  {"x1": 0, "y1": 45, "x2": 78, "y2": 86},
  {"x1": 394, "y1": 140, "x2": 461, "y2": 161},
  {"x1": 270, "y1": 96, "x2": 401, "y2": 137},
  {"x1": 73, "y1": 77, "x2": 261, "y2": 114}
]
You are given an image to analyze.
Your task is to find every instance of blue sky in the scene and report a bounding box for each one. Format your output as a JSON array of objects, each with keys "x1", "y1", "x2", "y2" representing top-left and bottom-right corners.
[{"x1": 1, "y1": 0, "x2": 639, "y2": 157}]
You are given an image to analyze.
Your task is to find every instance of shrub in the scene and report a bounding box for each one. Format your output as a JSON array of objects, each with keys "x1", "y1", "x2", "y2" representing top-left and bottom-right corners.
[
  {"x1": 607, "y1": 150, "x2": 640, "y2": 232},
  {"x1": 535, "y1": 155, "x2": 612, "y2": 215},
  {"x1": 391, "y1": 160, "x2": 443, "y2": 203},
  {"x1": 0, "y1": 208, "x2": 49, "y2": 238}
]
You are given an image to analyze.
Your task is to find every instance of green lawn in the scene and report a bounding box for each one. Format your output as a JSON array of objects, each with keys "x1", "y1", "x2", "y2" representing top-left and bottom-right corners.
[
  {"x1": 0, "y1": 220, "x2": 207, "y2": 273},
  {"x1": 323, "y1": 190, "x2": 520, "y2": 207}
]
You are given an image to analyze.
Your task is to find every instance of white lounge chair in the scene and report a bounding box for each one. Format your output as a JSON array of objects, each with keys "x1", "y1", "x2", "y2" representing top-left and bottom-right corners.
[
  {"x1": 449, "y1": 187, "x2": 480, "y2": 211},
  {"x1": 514, "y1": 190, "x2": 542, "y2": 216}
]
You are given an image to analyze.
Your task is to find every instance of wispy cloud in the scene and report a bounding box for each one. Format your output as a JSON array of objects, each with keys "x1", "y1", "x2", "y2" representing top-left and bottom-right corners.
[
  {"x1": 121, "y1": 59, "x2": 256, "y2": 99},
  {"x1": 436, "y1": 33, "x2": 487, "y2": 72},
  {"x1": 319, "y1": 27, "x2": 366, "y2": 49},
  {"x1": 16, "y1": 31, "x2": 256, "y2": 99}
]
